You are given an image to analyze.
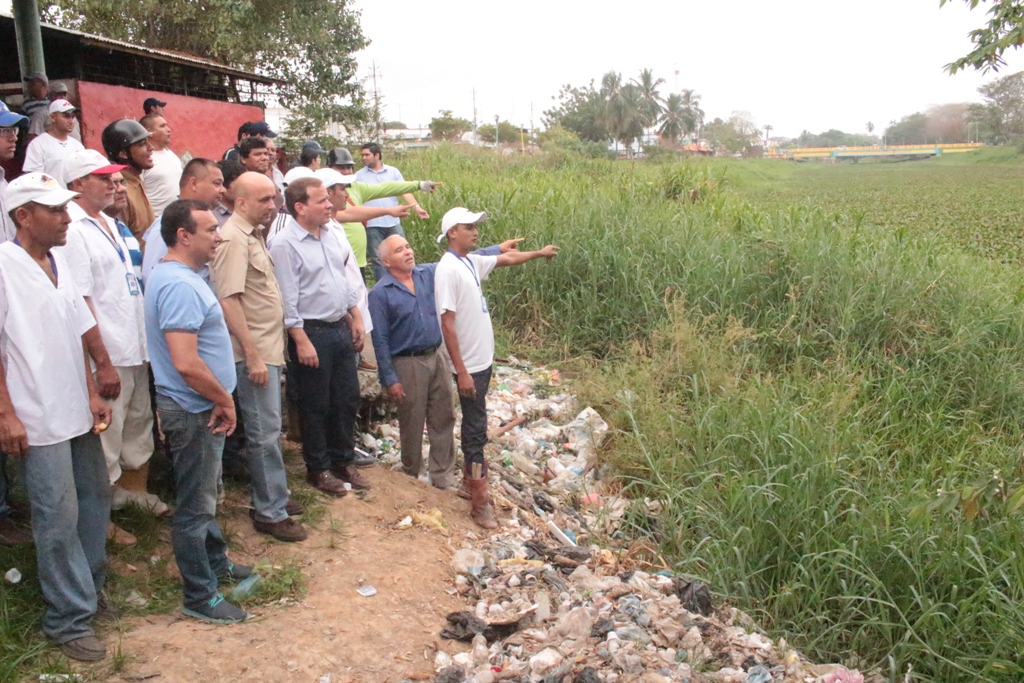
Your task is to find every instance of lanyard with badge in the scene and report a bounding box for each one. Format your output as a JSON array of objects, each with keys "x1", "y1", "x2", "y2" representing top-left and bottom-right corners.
[
  {"x1": 13, "y1": 237, "x2": 58, "y2": 285},
  {"x1": 85, "y1": 216, "x2": 141, "y2": 296},
  {"x1": 448, "y1": 250, "x2": 487, "y2": 313}
]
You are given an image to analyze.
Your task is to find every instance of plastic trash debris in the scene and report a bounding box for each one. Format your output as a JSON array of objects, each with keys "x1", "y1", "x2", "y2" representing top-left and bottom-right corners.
[
  {"x1": 230, "y1": 575, "x2": 261, "y2": 600},
  {"x1": 397, "y1": 515, "x2": 413, "y2": 529},
  {"x1": 815, "y1": 666, "x2": 865, "y2": 683},
  {"x1": 319, "y1": 675, "x2": 332, "y2": 683},
  {"x1": 356, "y1": 584, "x2": 377, "y2": 597},
  {"x1": 434, "y1": 650, "x2": 453, "y2": 671},
  {"x1": 5, "y1": 568, "x2": 21, "y2": 584},
  {"x1": 405, "y1": 508, "x2": 448, "y2": 535},
  {"x1": 435, "y1": 665, "x2": 467, "y2": 683},
  {"x1": 529, "y1": 648, "x2": 563, "y2": 677},
  {"x1": 38, "y1": 675, "x2": 83, "y2": 683},
  {"x1": 552, "y1": 606, "x2": 594, "y2": 641},
  {"x1": 124, "y1": 588, "x2": 150, "y2": 607},
  {"x1": 746, "y1": 665, "x2": 772, "y2": 683},
  {"x1": 451, "y1": 549, "x2": 487, "y2": 576},
  {"x1": 471, "y1": 633, "x2": 489, "y2": 666}
]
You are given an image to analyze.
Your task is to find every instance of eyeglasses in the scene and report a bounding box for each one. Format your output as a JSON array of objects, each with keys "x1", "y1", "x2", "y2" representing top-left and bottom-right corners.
[{"x1": 0, "y1": 127, "x2": 18, "y2": 140}]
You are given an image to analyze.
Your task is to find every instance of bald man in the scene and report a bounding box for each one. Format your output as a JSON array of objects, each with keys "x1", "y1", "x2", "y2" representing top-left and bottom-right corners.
[
  {"x1": 367, "y1": 234, "x2": 512, "y2": 503},
  {"x1": 209, "y1": 173, "x2": 306, "y2": 542}
]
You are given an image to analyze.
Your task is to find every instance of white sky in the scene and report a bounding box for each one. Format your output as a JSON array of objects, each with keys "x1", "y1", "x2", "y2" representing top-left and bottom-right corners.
[{"x1": 353, "y1": 0, "x2": 1024, "y2": 138}]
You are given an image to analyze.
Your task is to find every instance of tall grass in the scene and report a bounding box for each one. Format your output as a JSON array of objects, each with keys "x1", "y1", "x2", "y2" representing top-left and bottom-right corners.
[{"x1": 400, "y1": 146, "x2": 1024, "y2": 681}]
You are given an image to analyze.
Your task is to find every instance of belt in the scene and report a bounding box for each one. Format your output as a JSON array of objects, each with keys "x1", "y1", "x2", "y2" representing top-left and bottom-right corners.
[
  {"x1": 394, "y1": 344, "x2": 439, "y2": 358},
  {"x1": 303, "y1": 318, "x2": 346, "y2": 329}
]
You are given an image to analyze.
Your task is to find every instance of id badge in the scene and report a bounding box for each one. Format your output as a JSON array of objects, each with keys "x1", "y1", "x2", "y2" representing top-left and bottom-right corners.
[
  {"x1": 481, "y1": 294, "x2": 488, "y2": 313},
  {"x1": 126, "y1": 272, "x2": 141, "y2": 296}
]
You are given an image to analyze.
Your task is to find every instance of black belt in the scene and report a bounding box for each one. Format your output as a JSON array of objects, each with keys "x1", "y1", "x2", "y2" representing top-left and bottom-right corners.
[
  {"x1": 303, "y1": 318, "x2": 346, "y2": 329},
  {"x1": 394, "y1": 344, "x2": 439, "y2": 358}
]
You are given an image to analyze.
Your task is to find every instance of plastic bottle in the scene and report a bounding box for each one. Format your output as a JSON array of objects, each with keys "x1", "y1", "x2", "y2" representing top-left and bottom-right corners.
[{"x1": 471, "y1": 633, "x2": 488, "y2": 667}]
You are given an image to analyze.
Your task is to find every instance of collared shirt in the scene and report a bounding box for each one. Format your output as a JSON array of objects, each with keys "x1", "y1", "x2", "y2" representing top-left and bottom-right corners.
[
  {"x1": 22, "y1": 98, "x2": 49, "y2": 136},
  {"x1": 213, "y1": 203, "x2": 232, "y2": 227},
  {"x1": 0, "y1": 242, "x2": 95, "y2": 445},
  {"x1": 368, "y1": 245, "x2": 501, "y2": 387},
  {"x1": 119, "y1": 168, "x2": 155, "y2": 245},
  {"x1": 434, "y1": 251, "x2": 498, "y2": 374},
  {"x1": 354, "y1": 164, "x2": 405, "y2": 228},
  {"x1": 22, "y1": 132, "x2": 84, "y2": 182},
  {"x1": 0, "y1": 169, "x2": 15, "y2": 244},
  {"x1": 209, "y1": 213, "x2": 286, "y2": 365},
  {"x1": 145, "y1": 260, "x2": 236, "y2": 413},
  {"x1": 141, "y1": 148, "x2": 183, "y2": 217},
  {"x1": 267, "y1": 216, "x2": 359, "y2": 329},
  {"x1": 56, "y1": 201, "x2": 148, "y2": 367},
  {"x1": 342, "y1": 179, "x2": 420, "y2": 267}
]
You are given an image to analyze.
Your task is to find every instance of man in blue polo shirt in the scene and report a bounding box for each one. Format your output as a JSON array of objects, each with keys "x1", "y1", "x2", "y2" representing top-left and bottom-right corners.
[
  {"x1": 367, "y1": 234, "x2": 513, "y2": 494},
  {"x1": 356, "y1": 143, "x2": 430, "y2": 280},
  {"x1": 144, "y1": 198, "x2": 251, "y2": 624}
]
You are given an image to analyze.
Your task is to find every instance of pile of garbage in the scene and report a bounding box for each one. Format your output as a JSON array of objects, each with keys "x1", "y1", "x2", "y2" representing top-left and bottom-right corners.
[{"x1": 393, "y1": 358, "x2": 871, "y2": 683}]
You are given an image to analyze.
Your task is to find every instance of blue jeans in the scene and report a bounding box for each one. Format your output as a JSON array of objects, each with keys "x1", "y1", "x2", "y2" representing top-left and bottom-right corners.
[
  {"x1": 18, "y1": 432, "x2": 110, "y2": 643},
  {"x1": 0, "y1": 452, "x2": 11, "y2": 520},
  {"x1": 156, "y1": 395, "x2": 230, "y2": 609},
  {"x1": 235, "y1": 362, "x2": 289, "y2": 523},
  {"x1": 366, "y1": 224, "x2": 405, "y2": 281}
]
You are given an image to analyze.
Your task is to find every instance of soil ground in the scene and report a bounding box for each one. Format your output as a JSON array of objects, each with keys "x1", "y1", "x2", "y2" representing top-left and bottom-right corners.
[{"x1": 98, "y1": 454, "x2": 481, "y2": 683}]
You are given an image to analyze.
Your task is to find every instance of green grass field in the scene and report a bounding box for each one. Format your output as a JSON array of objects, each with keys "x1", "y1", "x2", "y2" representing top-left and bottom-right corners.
[{"x1": 396, "y1": 146, "x2": 1024, "y2": 682}]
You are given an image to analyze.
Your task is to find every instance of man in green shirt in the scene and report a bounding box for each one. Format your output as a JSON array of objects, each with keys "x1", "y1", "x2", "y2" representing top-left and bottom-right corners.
[{"x1": 327, "y1": 148, "x2": 440, "y2": 275}]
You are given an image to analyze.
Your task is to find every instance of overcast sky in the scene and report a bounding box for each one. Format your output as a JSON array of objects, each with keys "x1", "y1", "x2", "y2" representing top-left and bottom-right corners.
[{"x1": 353, "y1": 0, "x2": 1024, "y2": 138}]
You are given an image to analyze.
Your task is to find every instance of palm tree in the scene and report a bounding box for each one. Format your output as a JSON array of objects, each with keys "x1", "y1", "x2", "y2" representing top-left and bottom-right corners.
[
  {"x1": 599, "y1": 71, "x2": 639, "y2": 153},
  {"x1": 632, "y1": 68, "x2": 665, "y2": 130},
  {"x1": 659, "y1": 93, "x2": 685, "y2": 145},
  {"x1": 619, "y1": 84, "x2": 646, "y2": 155},
  {"x1": 679, "y1": 89, "x2": 704, "y2": 139}
]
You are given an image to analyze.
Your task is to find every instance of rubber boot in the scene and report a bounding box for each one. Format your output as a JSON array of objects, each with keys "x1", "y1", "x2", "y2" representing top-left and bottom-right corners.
[
  {"x1": 466, "y1": 476, "x2": 498, "y2": 530},
  {"x1": 457, "y1": 462, "x2": 487, "y2": 500}
]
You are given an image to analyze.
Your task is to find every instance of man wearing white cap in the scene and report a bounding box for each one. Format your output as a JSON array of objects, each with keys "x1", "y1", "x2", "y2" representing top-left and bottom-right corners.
[
  {"x1": 57, "y1": 150, "x2": 170, "y2": 530},
  {"x1": 0, "y1": 101, "x2": 30, "y2": 546},
  {"x1": 49, "y1": 82, "x2": 81, "y2": 142},
  {"x1": 22, "y1": 99, "x2": 84, "y2": 181},
  {"x1": 0, "y1": 172, "x2": 114, "y2": 661},
  {"x1": 435, "y1": 207, "x2": 558, "y2": 528}
]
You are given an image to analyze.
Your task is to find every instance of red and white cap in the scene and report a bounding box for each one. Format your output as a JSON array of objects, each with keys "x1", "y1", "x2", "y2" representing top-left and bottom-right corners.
[
  {"x1": 63, "y1": 149, "x2": 128, "y2": 185},
  {"x1": 5, "y1": 172, "x2": 80, "y2": 212},
  {"x1": 48, "y1": 99, "x2": 76, "y2": 114},
  {"x1": 437, "y1": 207, "x2": 487, "y2": 242}
]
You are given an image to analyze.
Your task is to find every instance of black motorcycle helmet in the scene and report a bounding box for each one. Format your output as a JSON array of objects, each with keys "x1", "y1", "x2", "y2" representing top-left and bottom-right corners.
[
  {"x1": 327, "y1": 147, "x2": 354, "y2": 167},
  {"x1": 102, "y1": 119, "x2": 151, "y2": 163}
]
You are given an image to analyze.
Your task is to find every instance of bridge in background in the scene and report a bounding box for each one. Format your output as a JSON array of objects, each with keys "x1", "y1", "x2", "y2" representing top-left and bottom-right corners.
[{"x1": 770, "y1": 143, "x2": 983, "y2": 160}]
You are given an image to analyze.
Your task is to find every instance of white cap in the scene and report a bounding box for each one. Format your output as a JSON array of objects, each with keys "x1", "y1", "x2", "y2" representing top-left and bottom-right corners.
[
  {"x1": 63, "y1": 149, "x2": 128, "y2": 185},
  {"x1": 314, "y1": 168, "x2": 357, "y2": 188},
  {"x1": 5, "y1": 172, "x2": 80, "y2": 212},
  {"x1": 283, "y1": 166, "x2": 316, "y2": 186},
  {"x1": 48, "y1": 99, "x2": 76, "y2": 114},
  {"x1": 437, "y1": 207, "x2": 487, "y2": 242}
]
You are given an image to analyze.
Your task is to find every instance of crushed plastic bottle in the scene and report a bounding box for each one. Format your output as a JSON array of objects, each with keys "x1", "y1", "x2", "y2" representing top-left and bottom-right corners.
[
  {"x1": 4, "y1": 568, "x2": 21, "y2": 584},
  {"x1": 471, "y1": 633, "x2": 488, "y2": 667},
  {"x1": 451, "y1": 549, "x2": 486, "y2": 576}
]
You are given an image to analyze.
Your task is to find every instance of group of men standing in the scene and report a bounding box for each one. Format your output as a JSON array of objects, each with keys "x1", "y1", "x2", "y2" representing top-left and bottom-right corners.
[{"x1": 0, "y1": 89, "x2": 558, "y2": 662}]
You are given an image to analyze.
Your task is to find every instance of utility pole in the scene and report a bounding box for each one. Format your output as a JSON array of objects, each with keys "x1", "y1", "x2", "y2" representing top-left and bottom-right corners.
[
  {"x1": 370, "y1": 61, "x2": 381, "y2": 142},
  {"x1": 530, "y1": 102, "x2": 534, "y2": 135},
  {"x1": 495, "y1": 114, "x2": 500, "y2": 146},
  {"x1": 12, "y1": 0, "x2": 46, "y2": 81},
  {"x1": 472, "y1": 87, "x2": 478, "y2": 144}
]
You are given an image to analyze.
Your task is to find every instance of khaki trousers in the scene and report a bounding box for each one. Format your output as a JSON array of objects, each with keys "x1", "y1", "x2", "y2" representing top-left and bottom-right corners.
[
  {"x1": 99, "y1": 364, "x2": 155, "y2": 484},
  {"x1": 392, "y1": 348, "x2": 456, "y2": 488}
]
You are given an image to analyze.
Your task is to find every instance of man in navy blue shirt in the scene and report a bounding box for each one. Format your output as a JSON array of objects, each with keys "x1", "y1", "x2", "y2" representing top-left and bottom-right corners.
[{"x1": 367, "y1": 235, "x2": 514, "y2": 490}]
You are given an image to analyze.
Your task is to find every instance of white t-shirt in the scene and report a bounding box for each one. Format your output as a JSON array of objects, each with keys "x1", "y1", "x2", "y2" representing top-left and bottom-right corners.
[
  {"x1": 0, "y1": 242, "x2": 95, "y2": 446},
  {"x1": 142, "y1": 148, "x2": 183, "y2": 217},
  {"x1": 434, "y1": 251, "x2": 497, "y2": 374},
  {"x1": 56, "y1": 202, "x2": 148, "y2": 367},
  {"x1": 22, "y1": 132, "x2": 84, "y2": 183}
]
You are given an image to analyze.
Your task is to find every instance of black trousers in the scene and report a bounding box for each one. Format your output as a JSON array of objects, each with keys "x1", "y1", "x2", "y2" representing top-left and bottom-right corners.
[
  {"x1": 287, "y1": 324, "x2": 360, "y2": 474},
  {"x1": 456, "y1": 365, "x2": 492, "y2": 468}
]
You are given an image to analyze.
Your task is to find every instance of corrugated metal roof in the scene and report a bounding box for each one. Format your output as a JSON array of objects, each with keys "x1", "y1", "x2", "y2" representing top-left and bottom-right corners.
[{"x1": 1, "y1": 12, "x2": 282, "y2": 85}]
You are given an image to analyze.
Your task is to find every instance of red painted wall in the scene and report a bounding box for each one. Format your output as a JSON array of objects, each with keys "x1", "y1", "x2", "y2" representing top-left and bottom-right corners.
[{"x1": 77, "y1": 81, "x2": 264, "y2": 160}]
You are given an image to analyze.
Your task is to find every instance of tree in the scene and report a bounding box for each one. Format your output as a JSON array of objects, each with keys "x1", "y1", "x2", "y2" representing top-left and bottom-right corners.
[
  {"x1": 477, "y1": 120, "x2": 526, "y2": 145},
  {"x1": 542, "y1": 81, "x2": 608, "y2": 142},
  {"x1": 704, "y1": 112, "x2": 760, "y2": 154},
  {"x1": 598, "y1": 72, "x2": 645, "y2": 154},
  {"x1": 383, "y1": 120, "x2": 406, "y2": 130},
  {"x1": 866, "y1": 121, "x2": 875, "y2": 135},
  {"x1": 42, "y1": 0, "x2": 369, "y2": 134},
  {"x1": 429, "y1": 110, "x2": 472, "y2": 142},
  {"x1": 794, "y1": 129, "x2": 879, "y2": 147},
  {"x1": 884, "y1": 113, "x2": 931, "y2": 145},
  {"x1": 942, "y1": 0, "x2": 1024, "y2": 73},
  {"x1": 658, "y1": 93, "x2": 686, "y2": 144},
  {"x1": 978, "y1": 70, "x2": 1024, "y2": 142},
  {"x1": 632, "y1": 68, "x2": 665, "y2": 130},
  {"x1": 679, "y1": 89, "x2": 704, "y2": 138}
]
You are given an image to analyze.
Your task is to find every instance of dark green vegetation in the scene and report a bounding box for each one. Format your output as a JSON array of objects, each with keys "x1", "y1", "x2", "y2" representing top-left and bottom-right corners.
[{"x1": 398, "y1": 147, "x2": 1024, "y2": 682}]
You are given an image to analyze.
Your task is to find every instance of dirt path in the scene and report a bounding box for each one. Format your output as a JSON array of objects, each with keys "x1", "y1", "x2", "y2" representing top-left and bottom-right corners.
[{"x1": 107, "y1": 465, "x2": 479, "y2": 683}]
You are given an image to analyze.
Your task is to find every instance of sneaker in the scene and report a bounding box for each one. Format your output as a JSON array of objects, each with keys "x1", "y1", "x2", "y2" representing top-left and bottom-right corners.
[
  {"x1": 58, "y1": 634, "x2": 106, "y2": 661},
  {"x1": 221, "y1": 562, "x2": 253, "y2": 581},
  {"x1": 181, "y1": 594, "x2": 250, "y2": 624},
  {"x1": 0, "y1": 516, "x2": 33, "y2": 545},
  {"x1": 306, "y1": 470, "x2": 348, "y2": 497},
  {"x1": 331, "y1": 465, "x2": 371, "y2": 490},
  {"x1": 253, "y1": 517, "x2": 308, "y2": 542}
]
